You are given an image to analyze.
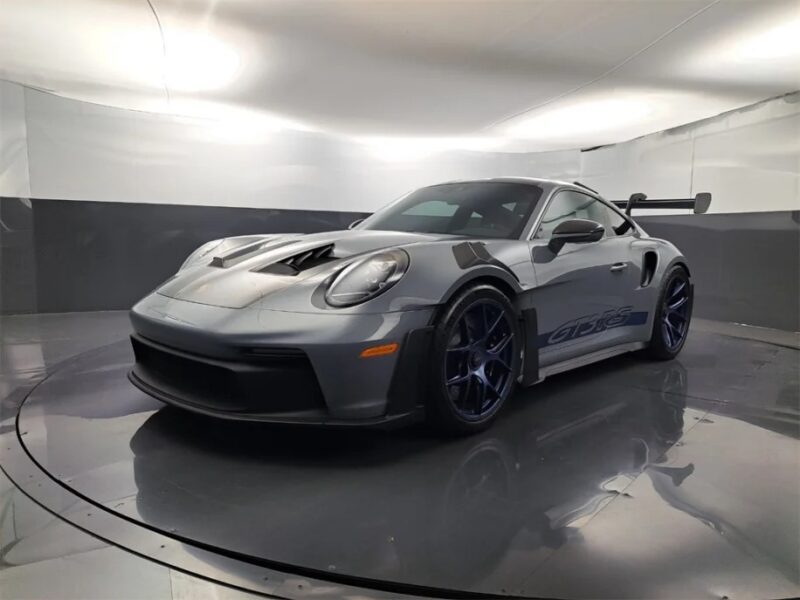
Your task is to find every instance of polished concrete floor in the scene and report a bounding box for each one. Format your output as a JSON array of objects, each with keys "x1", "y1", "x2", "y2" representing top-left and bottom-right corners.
[
  {"x1": 1, "y1": 311, "x2": 799, "y2": 599},
  {"x1": 0, "y1": 312, "x2": 266, "y2": 600}
]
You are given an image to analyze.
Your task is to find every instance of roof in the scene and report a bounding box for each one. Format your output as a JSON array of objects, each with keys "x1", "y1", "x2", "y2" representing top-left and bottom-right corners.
[{"x1": 434, "y1": 177, "x2": 592, "y2": 194}]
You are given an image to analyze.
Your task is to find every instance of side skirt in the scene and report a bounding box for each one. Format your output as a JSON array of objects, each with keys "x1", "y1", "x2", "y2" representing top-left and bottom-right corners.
[{"x1": 530, "y1": 341, "x2": 647, "y2": 384}]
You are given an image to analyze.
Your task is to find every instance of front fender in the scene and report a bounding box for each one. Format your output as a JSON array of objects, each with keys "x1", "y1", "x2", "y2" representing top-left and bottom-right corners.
[
  {"x1": 439, "y1": 265, "x2": 523, "y2": 305},
  {"x1": 253, "y1": 238, "x2": 534, "y2": 314}
]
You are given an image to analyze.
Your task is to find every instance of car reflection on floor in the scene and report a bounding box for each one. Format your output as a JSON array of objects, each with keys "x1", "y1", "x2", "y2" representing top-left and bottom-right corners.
[{"x1": 128, "y1": 360, "x2": 692, "y2": 591}]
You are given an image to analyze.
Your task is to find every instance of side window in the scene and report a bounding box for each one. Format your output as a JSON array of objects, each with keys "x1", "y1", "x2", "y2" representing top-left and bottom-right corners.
[
  {"x1": 535, "y1": 191, "x2": 609, "y2": 239},
  {"x1": 603, "y1": 204, "x2": 634, "y2": 236}
]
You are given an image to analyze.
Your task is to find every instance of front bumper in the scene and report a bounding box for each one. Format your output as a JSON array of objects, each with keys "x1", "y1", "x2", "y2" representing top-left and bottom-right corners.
[{"x1": 128, "y1": 294, "x2": 435, "y2": 425}]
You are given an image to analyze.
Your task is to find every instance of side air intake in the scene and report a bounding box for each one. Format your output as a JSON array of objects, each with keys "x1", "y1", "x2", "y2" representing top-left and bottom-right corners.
[{"x1": 259, "y1": 244, "x2": 336, "y2": 276}]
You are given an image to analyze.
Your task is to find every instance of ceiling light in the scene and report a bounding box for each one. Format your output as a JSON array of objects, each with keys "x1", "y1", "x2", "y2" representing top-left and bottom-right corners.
[
  {"x1": 109, "y1": 27, "x2": 243, "y2": 93},
  {"x1": 729, "y1": 17, "x2": 800, "y2": 62},
  {"x1": 163, "y1": 30, "x2": 241, "y2": 92},
  {"x1": 684, "y1": 12, "x2": 800, "y2": 83}
]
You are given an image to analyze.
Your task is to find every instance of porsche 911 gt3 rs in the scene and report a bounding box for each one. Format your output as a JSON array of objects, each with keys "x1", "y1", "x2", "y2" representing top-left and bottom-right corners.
[{"x1": 128, "y1": 178, "x2": 708, "y2": 433}]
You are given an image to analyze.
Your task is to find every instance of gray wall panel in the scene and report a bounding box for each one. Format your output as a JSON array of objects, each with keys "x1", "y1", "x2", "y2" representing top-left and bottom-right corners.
[
  {"x1": 1, "y1": 197, "x2": 365, "y2": 314},
  {"x1": 639, "y1": 211, "x2": 799, "y2": 331},
  {"x1": 0, "y1": 197, "x2": 36, "y2": 313},
  {"x1": 2, "y1": 198, "x2": 797, "y2": 331}
]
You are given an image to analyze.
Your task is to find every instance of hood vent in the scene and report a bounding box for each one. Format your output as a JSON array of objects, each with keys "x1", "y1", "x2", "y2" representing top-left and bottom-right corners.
[
  {"x1": 259, "y1": 244, "x2": 336, "y2": 276},
  {"x1": 209, "y1": 240, "x2": 267, "y2": 268},
  {"x1": 210, "y1": 238, "x2": 301, "y2": 269}
]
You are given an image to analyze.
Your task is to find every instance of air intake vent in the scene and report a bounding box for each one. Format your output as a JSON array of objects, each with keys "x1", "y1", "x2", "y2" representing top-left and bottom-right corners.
[{"x1": 259, "y1": 244, "x2": 336, "y2": 276}]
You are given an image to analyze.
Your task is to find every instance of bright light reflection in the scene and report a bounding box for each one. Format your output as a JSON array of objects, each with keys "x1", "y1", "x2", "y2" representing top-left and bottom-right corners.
[
  {"x1": 505, "y1": 97, "x2": 656, "y2": 140},
  {"x1": 729, "y1": 17, "x2": 800, "y2": 62},
  {"x1": 110, "y1": 27, "x2": 242, "y2": 93},
  {"x1": 163, "y1": 30, "x2": 241, "y2": 92},
  {"x1": 686, "y1": 12, "x2": 800, "y2": 80},
  {"x1": 358, "y1": 136, "x2": 504, "y2": 162},
  {"x1": 165, "y1": 99, "x2": 309, "y2": 144}
]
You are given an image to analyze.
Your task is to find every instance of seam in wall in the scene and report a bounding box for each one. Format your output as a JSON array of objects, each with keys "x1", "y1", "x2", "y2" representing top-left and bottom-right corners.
[
  {"x1": 144, "y1": 0, "x2": 171, "y2": 108},
  {"x1": 21, "y1": 85, "x2": 33, "y2": 199},
  {"x1": 489, "y1": 0, "x2": 724, "y2": 129}
]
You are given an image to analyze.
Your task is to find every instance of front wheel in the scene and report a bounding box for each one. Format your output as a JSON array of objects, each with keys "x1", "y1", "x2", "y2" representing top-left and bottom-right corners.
[
  {"x1": 428, "y1": 284, "x2": 521, "y2": 435},
  {"x1": 645, "y1": 265, "x2": 692, "y2": 360}
]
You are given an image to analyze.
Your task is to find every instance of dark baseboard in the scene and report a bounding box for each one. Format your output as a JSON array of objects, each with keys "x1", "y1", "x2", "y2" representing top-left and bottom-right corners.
[
  {"x1": 637, "y1": 211, "x2": 799, "y2": 331},
  {"x1": 2, "y1": 197, "x2": 797, "y2": 331},
  {"x1": 0, "y1": 197, "x2": 367, "y2": 314}
]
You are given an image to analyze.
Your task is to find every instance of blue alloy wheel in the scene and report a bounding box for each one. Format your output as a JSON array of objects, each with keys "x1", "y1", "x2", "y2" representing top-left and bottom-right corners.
[
  {"x1": 444, "y1": 299, "x2": 516, "y2": 421},
  {"x1": 662, "y1": 278, "x2": 690, "y2": 349}
]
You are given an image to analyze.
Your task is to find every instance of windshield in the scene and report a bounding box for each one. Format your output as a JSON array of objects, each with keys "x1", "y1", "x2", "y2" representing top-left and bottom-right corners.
[{"x1": 359, "y1": 182, "x2": 543, "y2": 239}]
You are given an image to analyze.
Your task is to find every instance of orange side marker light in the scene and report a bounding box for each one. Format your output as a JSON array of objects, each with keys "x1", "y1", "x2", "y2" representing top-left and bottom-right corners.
[{"x1": 359, "y1": 343, "x2": 399, "y2": 358}]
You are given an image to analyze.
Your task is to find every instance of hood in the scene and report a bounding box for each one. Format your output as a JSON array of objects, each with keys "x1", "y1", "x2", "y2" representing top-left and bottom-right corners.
[{"x1": 156, "y1": 230, "x2": 444, "y2": 309}]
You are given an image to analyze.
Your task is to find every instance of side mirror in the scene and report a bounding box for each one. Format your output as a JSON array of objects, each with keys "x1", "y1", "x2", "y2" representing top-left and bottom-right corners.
[
  {"x1": 348, "y1": 218, "x2": 365, "y2": 230},
  {"x1": 548, "y1": 219, "x2": 604, "y2": 254}
]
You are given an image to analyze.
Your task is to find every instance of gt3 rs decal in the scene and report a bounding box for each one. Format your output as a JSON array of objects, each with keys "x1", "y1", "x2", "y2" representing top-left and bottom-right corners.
[{"x1": 538, "y1": 306, "x2": 648, "y2": 347}]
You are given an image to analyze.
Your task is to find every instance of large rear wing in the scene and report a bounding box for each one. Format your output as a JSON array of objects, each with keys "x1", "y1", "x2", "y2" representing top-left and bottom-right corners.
[{"x1": 609, "y1": 192, "x2": 712, "y2": 216}]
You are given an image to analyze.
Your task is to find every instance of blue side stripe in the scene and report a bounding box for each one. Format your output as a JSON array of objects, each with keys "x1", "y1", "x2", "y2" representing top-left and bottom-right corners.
[{"x1": 538, "y1": 310, "x2": 649, "y2": 348}]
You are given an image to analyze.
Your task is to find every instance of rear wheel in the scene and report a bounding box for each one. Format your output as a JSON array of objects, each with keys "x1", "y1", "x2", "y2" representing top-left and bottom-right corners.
[
  {"x1": 428, "y1": 284, "x2": 521, "y2": 435},
  {"x1": 645, "y1": 265, "x2": 692, "y2": 360}
]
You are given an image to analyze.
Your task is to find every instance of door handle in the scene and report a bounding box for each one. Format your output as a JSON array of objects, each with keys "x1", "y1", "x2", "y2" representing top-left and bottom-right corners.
[{"x1": 610, "y1": 262, "x2": 628, "y2": 272}]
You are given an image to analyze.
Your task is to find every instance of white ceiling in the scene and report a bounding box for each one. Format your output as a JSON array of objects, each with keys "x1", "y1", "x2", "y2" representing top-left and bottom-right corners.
[{"x1": 1, "y1": 0, "x2": 798, "y2": 151}]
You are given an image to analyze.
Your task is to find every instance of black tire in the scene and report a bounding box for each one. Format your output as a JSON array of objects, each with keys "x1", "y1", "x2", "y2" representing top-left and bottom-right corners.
[
  {"x1": 428, "y1": 283, "x2": 521, "y2": 435},
  {"x1": 645, "y1": 265, "x2": 693, "y2": 360}
]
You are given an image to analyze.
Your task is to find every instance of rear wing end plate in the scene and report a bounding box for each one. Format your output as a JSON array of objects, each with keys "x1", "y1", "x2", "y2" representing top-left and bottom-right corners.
[{"x1": 610, "y1": 192, "x2": 712, "y2": 215}]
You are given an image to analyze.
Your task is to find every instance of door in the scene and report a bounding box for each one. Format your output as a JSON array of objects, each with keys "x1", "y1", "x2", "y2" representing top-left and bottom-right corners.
[{"x1": 529, "y1": 190, "x2": 645, "y2": 367}]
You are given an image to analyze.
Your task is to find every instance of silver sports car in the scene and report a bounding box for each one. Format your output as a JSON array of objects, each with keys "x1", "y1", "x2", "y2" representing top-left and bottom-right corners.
[{"x1": 129, "y1": 178, "x2": 709, "y2": 433}]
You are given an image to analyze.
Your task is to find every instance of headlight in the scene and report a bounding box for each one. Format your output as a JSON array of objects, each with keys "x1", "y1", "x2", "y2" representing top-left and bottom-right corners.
[{"x1": 325, "y1": 249, "x2": 409, "y2": 307}]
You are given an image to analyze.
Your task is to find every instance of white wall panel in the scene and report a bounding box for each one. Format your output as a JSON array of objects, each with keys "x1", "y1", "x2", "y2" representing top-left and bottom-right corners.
[
  {"x1": 580, "y1": 131, "x2": 694, "y2": 202},
  {"x1": 580, "y1": 94, "x2": 800, "y2": 213},
  {"x1": 0, "y1": 81, "x2": 31, "y2": 197},
  {"x1": 22, "y1": 88, "x2": 579, "y2": 211},
  {"x1": 691, "y1": 109, "x2": 800, "y2": 213},
  {"x1": 5, "y1": 83, "x2": 799, "y2": 214}
]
